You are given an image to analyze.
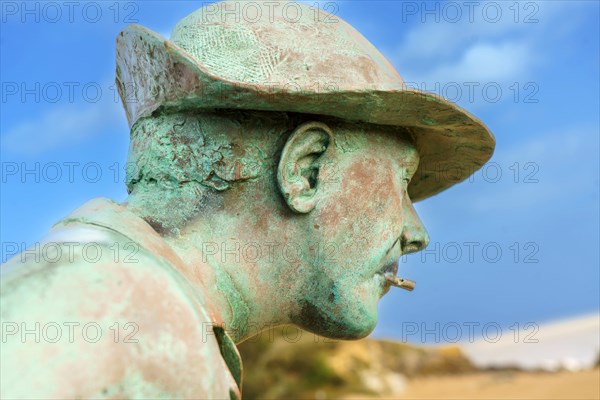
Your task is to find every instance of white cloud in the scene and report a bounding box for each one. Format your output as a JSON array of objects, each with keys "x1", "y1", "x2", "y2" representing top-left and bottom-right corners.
[
  {"x1": 418, "y1": 41, "x2": 532, "y2": 84},
  {"x1": 397, "y1": 19, "x2": 520, "y2": 64},
  {"x1": 392, "y1": 1, "x2": 585, "y2": 88},
  {"x1": 464, "y1": 313, "x2": 600, "y2": 371},
  {"x1": 1, "y1": 93, "x2": 124, "y2": 156}
]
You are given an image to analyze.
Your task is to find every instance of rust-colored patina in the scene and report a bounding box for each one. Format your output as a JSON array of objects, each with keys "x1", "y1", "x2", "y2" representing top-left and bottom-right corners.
[{"x1": 1, "y1": 1, "x2": 494, "y2": 398}]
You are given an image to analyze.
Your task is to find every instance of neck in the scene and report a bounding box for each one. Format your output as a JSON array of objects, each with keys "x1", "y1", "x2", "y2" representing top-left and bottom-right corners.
[
  {"x1": 160, "y1": 217, "x2": 296, "y2": 343},
  {"x1": 125, "y1": 176, "x2": 301, "y2": 343}
]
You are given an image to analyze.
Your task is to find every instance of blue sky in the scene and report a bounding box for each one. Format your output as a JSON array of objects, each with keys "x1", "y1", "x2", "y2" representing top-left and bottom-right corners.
[{"x1": 1, "y1": 1, "x2": 599, "y2": 344}]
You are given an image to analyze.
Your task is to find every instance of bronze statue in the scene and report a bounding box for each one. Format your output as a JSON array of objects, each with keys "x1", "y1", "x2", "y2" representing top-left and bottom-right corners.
[{"x1": 0, "y1": 1, "x2": 494, "y2": 398}]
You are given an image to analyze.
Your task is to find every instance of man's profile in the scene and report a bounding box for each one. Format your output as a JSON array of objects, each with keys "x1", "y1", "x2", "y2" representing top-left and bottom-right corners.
[{"x1": 1, "y1": 1, "x2": 494, "y2": 398}]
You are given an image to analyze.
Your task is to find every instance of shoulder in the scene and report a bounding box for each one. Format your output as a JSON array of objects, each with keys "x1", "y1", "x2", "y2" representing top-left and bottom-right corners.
[
  {"x1": 1, "y1": 223, "x2": 238, "y2": 399},
  {"x1": 1, "y1": 223, "x2": 199, "y2": 323}
]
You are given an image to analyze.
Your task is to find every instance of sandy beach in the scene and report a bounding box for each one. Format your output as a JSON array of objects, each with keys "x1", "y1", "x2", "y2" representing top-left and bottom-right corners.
[{"x1": 400, "y1": 368, "x2": 600, "y2": 400}]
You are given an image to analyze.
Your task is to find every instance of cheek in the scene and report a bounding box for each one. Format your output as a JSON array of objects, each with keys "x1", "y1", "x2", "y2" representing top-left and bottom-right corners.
[{"x1": 317, "y1": 159, "x2": 402, "y2": 261}]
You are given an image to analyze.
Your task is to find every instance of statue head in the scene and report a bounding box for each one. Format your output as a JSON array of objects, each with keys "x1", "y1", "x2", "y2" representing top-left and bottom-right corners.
[{"x1": 116, "y1": 1, "x2": 495, "y2": 340}]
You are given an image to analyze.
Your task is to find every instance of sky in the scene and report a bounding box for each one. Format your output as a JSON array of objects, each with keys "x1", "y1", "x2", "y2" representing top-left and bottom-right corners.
[{"x1": 1, "y1": 1, "x2": 599, "y2": 345}]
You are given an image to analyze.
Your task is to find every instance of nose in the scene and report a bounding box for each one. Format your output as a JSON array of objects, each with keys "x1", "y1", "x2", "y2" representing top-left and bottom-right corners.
[{"x1": 400, "y1": 198, "x2": 429, "y2": 255}]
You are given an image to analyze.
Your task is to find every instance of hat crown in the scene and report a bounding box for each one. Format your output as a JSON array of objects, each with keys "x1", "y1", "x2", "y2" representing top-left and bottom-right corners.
[
  {"x1": 115, "y1": 1, "x2": 495, "y2": 202},
  {"x1": 169, "y1": 1, "x2": 403, "y2": 89}
]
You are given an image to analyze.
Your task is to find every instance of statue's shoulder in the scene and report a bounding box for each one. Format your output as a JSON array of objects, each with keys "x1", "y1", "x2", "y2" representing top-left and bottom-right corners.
[{"x1": 1, "y1": 198, "x2": 241, "y2": 399}]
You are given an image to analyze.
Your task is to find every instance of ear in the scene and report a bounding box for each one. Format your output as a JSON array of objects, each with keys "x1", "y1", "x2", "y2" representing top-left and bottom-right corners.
[{"x1": 277, "y1": 122, "x2": 334, "y2": 213}]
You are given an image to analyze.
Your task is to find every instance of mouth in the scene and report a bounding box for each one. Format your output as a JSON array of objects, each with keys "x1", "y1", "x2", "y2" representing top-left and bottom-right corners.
[
  {"x1": 380, "y1": 260, "x2": 399, "y2": 276},
  {"x1": 377, "y1": 258, "x2": 416, "y2": 292},
  {"x1": 369, "y1": 236, "x2": 416, "y2": 294}
]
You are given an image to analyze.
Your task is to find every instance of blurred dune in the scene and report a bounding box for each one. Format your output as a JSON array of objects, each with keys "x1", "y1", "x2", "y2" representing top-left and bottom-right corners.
[
  {"x1": 395, "y1": 368, "x2": 600, "y2": 400},
  {"x1": 237, "y1": 317, "x2": 600, "y2": 399},
  {"x1": 238, "y1": 325, "x2": 474, "y2": 399},
  {"x1": 463, "y1": 314, "x2": 600, "y2": 371}
]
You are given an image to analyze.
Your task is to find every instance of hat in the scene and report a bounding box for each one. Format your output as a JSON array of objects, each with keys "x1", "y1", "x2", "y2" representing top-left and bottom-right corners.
[{"x1": 115, "y1": 0, "x2": 495, "y2": 201}]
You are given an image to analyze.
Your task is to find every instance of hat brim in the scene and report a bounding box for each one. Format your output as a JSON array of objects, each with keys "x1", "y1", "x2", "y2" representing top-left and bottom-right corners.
[{"x1": 116, "y1": 25, "x2": 495, "y2": 202}]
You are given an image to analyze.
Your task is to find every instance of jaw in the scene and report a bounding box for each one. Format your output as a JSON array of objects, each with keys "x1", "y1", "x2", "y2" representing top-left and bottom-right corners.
[
  {"x1": 294, "y1": 299, "x2": 378, "y2": 340},
  {"x1": 291, "y1": 275, "x2": 381, "y2": 340}
]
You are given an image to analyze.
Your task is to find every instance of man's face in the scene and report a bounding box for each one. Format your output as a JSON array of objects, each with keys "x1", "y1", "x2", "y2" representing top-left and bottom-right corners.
[{"x1": 292, "y1": 123, "x2": 429, "y2": 339}]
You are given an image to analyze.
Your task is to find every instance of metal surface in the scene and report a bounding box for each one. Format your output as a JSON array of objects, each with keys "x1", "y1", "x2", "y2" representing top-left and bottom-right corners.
[{"x1": 385, "y1": 273, "x2": 416, "y2": 291}]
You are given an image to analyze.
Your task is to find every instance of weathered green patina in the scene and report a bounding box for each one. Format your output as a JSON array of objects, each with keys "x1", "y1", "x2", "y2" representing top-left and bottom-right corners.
[{"x1": 1, "y1": 1, "x2": 494, "y2": 398}]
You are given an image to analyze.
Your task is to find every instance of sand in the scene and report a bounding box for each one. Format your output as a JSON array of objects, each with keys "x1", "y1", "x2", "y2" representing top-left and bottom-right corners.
[{"x1": 399, "y1": 368, "x2": 600, "y2": 400}]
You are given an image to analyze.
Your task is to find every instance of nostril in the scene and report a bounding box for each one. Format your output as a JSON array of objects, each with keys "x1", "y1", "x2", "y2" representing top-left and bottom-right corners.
[
  {"x1": 408, "y1": 241, "x2": 422, "y2": 253},
  {"x1": 402, "y1": 239, "x2": 427, "y2": 254}
]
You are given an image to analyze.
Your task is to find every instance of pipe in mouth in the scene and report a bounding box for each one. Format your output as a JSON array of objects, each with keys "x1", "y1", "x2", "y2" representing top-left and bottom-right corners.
[{"x1": 384, "y1": 273, "x2": 415, "y2": 291}]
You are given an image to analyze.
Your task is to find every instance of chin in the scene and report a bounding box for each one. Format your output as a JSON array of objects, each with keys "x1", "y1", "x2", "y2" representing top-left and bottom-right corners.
[{"x1": 294, "y1": 298, "x2": 379, "y2": 340}]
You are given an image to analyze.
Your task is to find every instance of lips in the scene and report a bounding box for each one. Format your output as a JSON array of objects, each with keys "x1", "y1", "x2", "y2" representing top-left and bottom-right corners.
[
  {"x1": 373, "y1": 260, "x2": 398, "y2": 297},
  {"x1": 378, "y1": 235, "x2": 401, "y2": 276},
  {"x1": 380, "y1": 260, "x2": 399, "y2": 277},
  {"x1": 375, "y1": 240, "x2": 417, "y2": 292}
]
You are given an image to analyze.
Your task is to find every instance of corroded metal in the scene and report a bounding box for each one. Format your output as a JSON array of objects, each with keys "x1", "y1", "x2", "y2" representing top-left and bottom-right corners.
[
  {"x1": 385, "y1": 273, "x2": 416, "y2": 291},
  {"x1": 0, "y1": 1, "x2": 494, "y2": 398},
  {"x1": 116, "y1": 1, "x2": 495, "y2": 202}
]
